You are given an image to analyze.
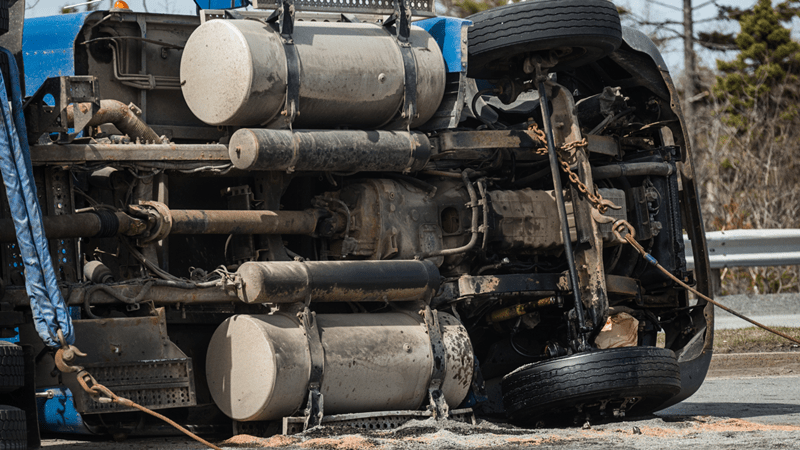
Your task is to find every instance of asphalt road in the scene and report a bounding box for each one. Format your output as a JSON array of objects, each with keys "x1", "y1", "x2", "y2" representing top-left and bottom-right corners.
[
  {"x1": 41, "y1": 374, "x2": 800, "y2": 450},
  {"x1": 714, "y1": 293, "x2": 800, "y2": 329}
]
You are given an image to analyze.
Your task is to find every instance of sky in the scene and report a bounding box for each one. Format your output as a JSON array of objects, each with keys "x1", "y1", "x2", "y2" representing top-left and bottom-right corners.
[{"x1": 22, "y1": 0, "x2": 772, "y2": 75}]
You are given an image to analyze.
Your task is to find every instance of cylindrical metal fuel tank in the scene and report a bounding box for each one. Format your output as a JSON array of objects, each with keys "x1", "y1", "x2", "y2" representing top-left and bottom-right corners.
[
  {"x1": 206, "y1": 311, "x2": 473, "y2": 422},
  {"x1": 228, "y1": 129, "x2": 431, "y2": 172},
  {"x1": 180, "y1": 19, "x2": 446, "y2": 129}
]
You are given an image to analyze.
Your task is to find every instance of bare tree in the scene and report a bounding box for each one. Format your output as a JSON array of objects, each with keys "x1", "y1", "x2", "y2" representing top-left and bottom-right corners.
[{"x1": 620, "y1": 0, "x2": 733, "y2": 120}]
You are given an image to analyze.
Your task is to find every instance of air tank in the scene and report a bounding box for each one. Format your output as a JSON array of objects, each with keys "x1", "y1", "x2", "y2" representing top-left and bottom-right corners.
[
  {"x1": 205, "y1": 311, "x2": 473, "y2": 421},
  {"x1": 180, "y1": 19, "x2": 446, "y2": 129}
]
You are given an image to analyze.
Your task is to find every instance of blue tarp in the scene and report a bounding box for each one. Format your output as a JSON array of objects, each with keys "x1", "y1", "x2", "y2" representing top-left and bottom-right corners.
[{"x1": 0, "y1": 48, "x2": 74, "y2": 347}]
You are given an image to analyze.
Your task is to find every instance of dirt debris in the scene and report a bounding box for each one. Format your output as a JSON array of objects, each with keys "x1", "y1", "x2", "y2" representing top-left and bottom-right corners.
[
  {"x1": 216, "y1": 413, "x2": 800, "y2": 450},
  {"x1": 221, "y1": 434, "x2": 299, "y2": 448},
  {"x1": 300, "y1": 436, "x2": 377, "y2": 449}
]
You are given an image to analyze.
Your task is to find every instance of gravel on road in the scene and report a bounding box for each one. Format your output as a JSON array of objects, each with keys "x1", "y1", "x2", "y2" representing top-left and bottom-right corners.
[{"x1": 41, "y1": 375, "x2": 800, "y2": 450}]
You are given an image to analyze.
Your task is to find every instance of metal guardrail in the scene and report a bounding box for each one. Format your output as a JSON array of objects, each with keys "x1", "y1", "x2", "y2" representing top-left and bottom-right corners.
[{"x1": 684, "y1": 229, "x2": 800, "y2": 270}]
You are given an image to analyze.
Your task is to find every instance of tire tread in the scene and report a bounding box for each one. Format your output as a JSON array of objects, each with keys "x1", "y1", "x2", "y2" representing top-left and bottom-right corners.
[
  {"x1": 0, "y1": 406, "x2": 26, "y2": 450},
  {"x1": 466, "y1": 0, "x2": 622, "y2": 77},
  {"x1": 0, "y1": 342, "x2": 23, "y2": 394},
  {"x1": 502, "y1": 347, "x2": 681, "y2": 424}
]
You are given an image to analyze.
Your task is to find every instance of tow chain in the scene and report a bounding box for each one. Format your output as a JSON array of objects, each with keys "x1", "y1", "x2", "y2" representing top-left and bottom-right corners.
[
  {"x1": 526, "y1": 124, "x2": 618, "y2": 214},
  {"x1": 53, "y1": 330, "x2": 222, "y2": 450},
  {"x1": 611, "y1": 220, "x2": 800, "y2": 346},
  {"x1": 526, "y1": 123, "x2": 800, "y2": 346}
]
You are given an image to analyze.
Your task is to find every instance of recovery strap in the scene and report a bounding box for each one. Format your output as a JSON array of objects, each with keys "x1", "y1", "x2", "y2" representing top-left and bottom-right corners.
[{"x1": 0, "y1": 48, "x2": 74, "y2": 347}]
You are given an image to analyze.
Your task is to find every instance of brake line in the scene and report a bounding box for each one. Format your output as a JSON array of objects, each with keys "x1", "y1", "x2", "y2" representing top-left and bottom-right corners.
[{"x1": 613, "y1": 220, "x2": 800, "y2": 346}]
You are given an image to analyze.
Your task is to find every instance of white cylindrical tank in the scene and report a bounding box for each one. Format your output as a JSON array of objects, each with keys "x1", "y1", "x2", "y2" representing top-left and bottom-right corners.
[
  {"x1": 205, "y1": 311, "x2": 473, "y2": 421},
  {"x1": 180, "y1": 19, "x2": 446, "y2": 129}
]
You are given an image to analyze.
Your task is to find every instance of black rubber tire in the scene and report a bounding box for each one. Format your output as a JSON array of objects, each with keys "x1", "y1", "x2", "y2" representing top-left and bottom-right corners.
[
  {"x1": 502, "y1": 347, "x2": 681, "y2": 425},
  {"x1": 467, "y1": 0, "x2": 622, "y2": 79},
  {"x1": 0, "y1": 341, "x2": 23, "y2": 394},
  {"x1": 0, "y1": 406, "x2": 25, "y2": 450}
]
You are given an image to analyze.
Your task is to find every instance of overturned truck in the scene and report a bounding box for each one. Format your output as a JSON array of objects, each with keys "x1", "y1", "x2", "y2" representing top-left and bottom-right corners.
[{"x1": 0, "y1": 0, "x2": 713, "y2": 444}]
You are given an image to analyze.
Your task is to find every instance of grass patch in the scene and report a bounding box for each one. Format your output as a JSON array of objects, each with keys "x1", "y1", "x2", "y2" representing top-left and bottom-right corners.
[
  {"x1": 714, "y1": 327, "x2": 800, "y2": 354},
  {"x1": 655, "y1": 328, "x2": 800, "y2": 353}
]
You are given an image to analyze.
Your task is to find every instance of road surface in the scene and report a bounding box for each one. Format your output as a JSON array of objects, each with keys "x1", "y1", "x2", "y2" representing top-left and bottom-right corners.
[
  {"x1": 714, "y1": 293, "x2": 800, "y2": 329},
  {"x1": 41, "y1": 374, "x2": 800, "y2": 449}
]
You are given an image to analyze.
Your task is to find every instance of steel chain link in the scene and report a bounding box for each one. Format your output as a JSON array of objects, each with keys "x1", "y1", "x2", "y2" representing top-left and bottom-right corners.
[{"x1": 526, "y1": 124, "x2": 610, "y2": 214}]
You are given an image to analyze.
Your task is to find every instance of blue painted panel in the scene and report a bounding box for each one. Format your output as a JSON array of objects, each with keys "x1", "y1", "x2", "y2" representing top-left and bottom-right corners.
[
  {"x1": 21, "y1": 12, "x2": 93, "y2": 97},
  {"x1": 0, "y1": 333, "x2": 19, "y2": 343},
  {"x1": 36, "y1": 387, "x2": 90, "y2": 435},
  {"x1": 415, "y1": 17, "x2": 472, "y2": 74},
  {"x1": 194, "y1": 0, "x2": 250, "y2": 9}
]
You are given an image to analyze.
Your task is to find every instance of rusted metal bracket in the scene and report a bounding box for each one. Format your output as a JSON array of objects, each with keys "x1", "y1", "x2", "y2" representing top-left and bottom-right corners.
[
  {"x1": 22, "y1": 76, "x2": 99, "y2": 144},
  {"x1": 301, "y1": 307, "x2": 325, "y2": 429},
  {"x1": 536, "y1": 73, "x2": 590, "y2": 352},
  {"x1": 421, "y1": 307, "x2": 449, "y2": 420},
  {"x1": 549, "y1": 82, "x2": 610, "y2": 344}
]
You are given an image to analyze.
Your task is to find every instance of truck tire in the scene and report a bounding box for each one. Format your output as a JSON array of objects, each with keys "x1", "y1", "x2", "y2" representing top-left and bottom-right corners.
[
  {"x1": 467, "y1": 0, "x2": 622, "y2": 79},
  {"x1": 0, "y1": 406, "x2": 25, "y2": 450},
  {"x1": 0, "y1": 341, "x2": 23, "y2": 394},
  {"x1": 502, "y1": 347, "x2": 681, "y2": 425}
]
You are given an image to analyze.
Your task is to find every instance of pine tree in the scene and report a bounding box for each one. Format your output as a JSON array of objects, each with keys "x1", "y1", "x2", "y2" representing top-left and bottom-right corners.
[{"x1": 713, "y1": 0, "x2": 800, "y2": 128}]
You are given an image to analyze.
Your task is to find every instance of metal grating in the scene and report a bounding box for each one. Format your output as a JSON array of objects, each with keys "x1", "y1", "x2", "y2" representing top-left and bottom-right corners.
[
  {"x1": 282, "y1": 408, "x2": 475, "y2": 435},
  {"x1": 419, "y1": 72, "x2": 465, "y2": 131},
  {"x1": 252, "y1": 0, "x2": 435, "y2": 16},
  {"x1": 78, "y1": 359, "x2": 196, "y2": 414}
]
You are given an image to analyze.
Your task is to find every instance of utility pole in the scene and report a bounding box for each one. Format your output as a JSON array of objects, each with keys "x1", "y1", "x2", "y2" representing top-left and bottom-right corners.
[{"x1": 683, "y1": 0, "x2": 696, "y2": 121}]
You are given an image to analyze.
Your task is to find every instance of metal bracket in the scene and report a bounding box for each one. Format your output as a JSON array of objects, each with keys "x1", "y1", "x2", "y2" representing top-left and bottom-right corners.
[
  {"x1": 536, "y1": 74, "x2": 590, "y2": 352},
  {"x1": 265, "y1": 0, "x2": 296, "y2": 38},
  {"x1": 264, "y1": 0, "x2": 300, "y2": 127},
  {"x1": 280, "y1": 42, "x2": 301, "y2": 127},
  {"x1": 421, "y1": 307, "x2": 449, "y2": 419},
  {"x1": 384, "y1": 0, "x2": 417, "y2": 129},
  {"x1": 300, "y1": 307, "x2": 325, "y2": 429},
  {"x1": 22, "y1": 76, "x2": 99, "y2": 144}
]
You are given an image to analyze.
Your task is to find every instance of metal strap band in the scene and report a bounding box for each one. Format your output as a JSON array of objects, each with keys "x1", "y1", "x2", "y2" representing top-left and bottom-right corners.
[
  {"x1": 282, "y1": 42, "x2": 301, "y2": 128},
  {"x1": 399, "y1": 45, "x2": 417, "y2": 128},
  {"x1": 301, "y1": 307, "x2": 324, "y2": 428},
  {"x1": 254, "y1": 0, "x2": 300, "y2": 127},
  {"x1": 422, "y1": 307, "x2": 449, "y2": 419},
  {"x1": 383, "y1": 0, "x2": 417, "y2": 129}
]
